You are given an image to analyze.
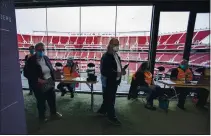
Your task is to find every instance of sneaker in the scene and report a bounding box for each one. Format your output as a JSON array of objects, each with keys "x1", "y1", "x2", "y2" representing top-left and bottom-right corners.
[
  {"x1": 177, "y1": 104, "x2": 186, "y2": 110},
  {"x1": 144, "y1": 104, "x2": 156, "y2": 111},
  {"x1": 50, "y1": 112, "x2": 62, "y2": 120},
  {"x1": 108, "y1": 117, "x2": 121, "y2": 126}
]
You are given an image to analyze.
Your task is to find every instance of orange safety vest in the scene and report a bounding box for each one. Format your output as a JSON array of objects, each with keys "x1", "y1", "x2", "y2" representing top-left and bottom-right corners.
[
  {"x1": 63, "y1": 66, "x2": 80, "y2": 78},
  {"x1": 63, "y1": 66, "x2": 71, "y2": 77},
  {"x1": 177, "y1": 68, "x2": 193, "y2": 81},
  {"x1": 144, "y1": 71, "x2": 152, "y2": 85},
  {"x1": 132, "y1": 71, "x2": 152, "y2": 85}
]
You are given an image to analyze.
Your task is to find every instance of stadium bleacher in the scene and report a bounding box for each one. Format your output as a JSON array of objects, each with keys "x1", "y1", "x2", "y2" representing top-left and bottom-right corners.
[{"x1": 18, "y1": 30, "x2": 210, "y2": 72}]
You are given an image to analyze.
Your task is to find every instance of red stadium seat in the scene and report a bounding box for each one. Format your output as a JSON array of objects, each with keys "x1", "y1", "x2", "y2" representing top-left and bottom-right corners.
[
  {"x1": 85, "y1": 36, "x2": 93, "y2": 45},
  {"x1": 88, "y1": 52, "x2": 95, "y2": 59},
  {"x1": 158, "y1": 35, "x2": 170, "y2": 45},
  {"x1": 17, "y1": 34, "x2": 24, "y2": 43},
  {"x1": 60, "y1": 36, "x2": 69, "y2": 45},
  {"x1": 166, "y1": 33, "x2": 183, "y2": 44},
  {"x1": 22, "y1": 34, "x2": 31, "y2": 44},
  {"x1": 193, "y1": 30, "x2": 210, "y2": 44},
  {"x1": 138, "y1": 36, "x2": 146, "y2": 45},
  {"x1": 32, "y1": 35, "x2": 43, "y2": 44}
]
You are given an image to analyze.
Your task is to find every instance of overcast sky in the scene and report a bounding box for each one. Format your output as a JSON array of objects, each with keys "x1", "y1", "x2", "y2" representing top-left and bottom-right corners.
[{"x1": 15, "y1": 6, "x2": 210, "y2": 35}]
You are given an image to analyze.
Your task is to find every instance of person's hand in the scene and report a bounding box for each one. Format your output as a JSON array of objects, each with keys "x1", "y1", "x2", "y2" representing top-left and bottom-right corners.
[
  {"x1": 122, "y1": 70, "x2": 126, "y2": 76},
  {"x1": 38, "y1": 78, "x2": 46, "y2": 84}
]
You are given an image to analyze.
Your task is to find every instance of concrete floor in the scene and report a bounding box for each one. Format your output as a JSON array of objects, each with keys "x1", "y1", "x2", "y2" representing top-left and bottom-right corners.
[{"x1": 23, "y1": 91, "x2": 210, "y2": 135}]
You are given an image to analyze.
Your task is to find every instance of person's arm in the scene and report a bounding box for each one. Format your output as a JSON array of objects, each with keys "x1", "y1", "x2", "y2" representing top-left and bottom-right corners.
[
  {"x1": 136, "y1": 72, "x2": 148, "y2": 87},
  {"x1": 170, "y1": 68, "x2": 178, "y2": 81},
  {"x1": 25, "y1": 57, "x2": 38, "y2": 83},
  {"x1": 118, "y1": 55, "x2": 126, "y2": 75},
  {"x1": 24, "y1": 55, "x2": 28, "y2": 64}
]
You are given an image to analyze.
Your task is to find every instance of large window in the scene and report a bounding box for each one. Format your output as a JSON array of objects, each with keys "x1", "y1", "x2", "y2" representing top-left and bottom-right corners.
[
  {"x1": 155, "y1": 12, "x2": 189, "y2": 83},
  {"x1": 190, "y1": 13, "x2": 210, "y2": 69},
  {"x1": 116, "y1": 6, "x2": 152, "y2": 93},
  {"x1": 16, "y1": 6, "x2": 154, "y2": 93},
  {"x1": 16, "y1": 8, "x2": 47, "y2": 89}
]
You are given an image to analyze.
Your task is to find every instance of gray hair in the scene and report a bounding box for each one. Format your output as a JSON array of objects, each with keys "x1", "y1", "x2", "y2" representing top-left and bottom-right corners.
[{"x1": 35, "y1": 42, "x2": 45, "y2": 49}]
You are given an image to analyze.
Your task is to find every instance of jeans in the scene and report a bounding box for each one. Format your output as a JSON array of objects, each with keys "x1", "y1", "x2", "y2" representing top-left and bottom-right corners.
[
  {"x1": 139, "y1": 85, "x2": 160, "y2": 106},
  {"x1": 57, "y1": 83, "x2": 74, "y2": 95}
]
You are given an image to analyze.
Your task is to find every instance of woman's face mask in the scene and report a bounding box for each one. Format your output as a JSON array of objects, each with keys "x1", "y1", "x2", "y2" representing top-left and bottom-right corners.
[{"x1": 113, "y1": 46, "x2": 119, "y2": 52}]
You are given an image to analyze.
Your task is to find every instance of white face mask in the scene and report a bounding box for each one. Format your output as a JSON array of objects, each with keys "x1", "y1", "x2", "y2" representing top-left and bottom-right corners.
[{"x1": 113, "y1": 46, "x2": 119, "y2": 52}]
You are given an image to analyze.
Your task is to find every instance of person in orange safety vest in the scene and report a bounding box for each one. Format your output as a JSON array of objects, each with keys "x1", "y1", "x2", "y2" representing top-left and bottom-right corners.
[
  {"x1": 170, "y1": 59, "x2": 209, "y2": 110},
  {"x1": 128, "y1": 62, "x2": 162, "y2": 111},
  {"x1": 57, "y1": 57, "x2": 79, "y2": 98}
]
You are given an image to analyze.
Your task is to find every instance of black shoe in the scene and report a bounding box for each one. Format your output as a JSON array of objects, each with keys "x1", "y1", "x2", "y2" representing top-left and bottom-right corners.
[
  {"x1": 28, "y1": 92, "x2": 33, "y2": 95},
  {"x1": 61, "y1": 92, "x2": 66, "y2": 96},
  {"x1": 127, "y1": 95, "x2": 131, "y2": 100},
  {"x1": 97, "y1": 110, "x2": 107, "y2": 116},
  {"x1": 145, "y1": 104, "x2": 156, "y2": 111},
  {"x1": 108, "y1": 117, "x2": 121, "y2": 126},
  {"x1": 177, "y1": 104, "x2": 186, "y2": 110}
]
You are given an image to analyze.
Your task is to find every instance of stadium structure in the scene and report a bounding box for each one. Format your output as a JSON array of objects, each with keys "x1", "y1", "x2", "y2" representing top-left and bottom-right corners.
[{"x1": 18, "y1": 29, "x2": 210, "y2": 76}]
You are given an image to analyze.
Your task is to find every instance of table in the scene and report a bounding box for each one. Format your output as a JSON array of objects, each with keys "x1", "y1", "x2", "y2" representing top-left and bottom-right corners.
[
  {"x1": 157, "y1": 80, "x2": 210, "y2": 100},
  {"x1": 158, "y1": 80, "x2": 209, "y2": 89},
  {"x1": 55, "y1": 77, "x2": 98, "y2": 111}
]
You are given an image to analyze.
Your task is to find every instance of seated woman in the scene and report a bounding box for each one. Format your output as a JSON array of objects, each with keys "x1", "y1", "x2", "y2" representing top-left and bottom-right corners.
[
  {"x1": 57, "y1": 58, "x2": 80, "y2": 98},
  {"x1": 128, "y1": 62, "x2": 161, "y2": 110}
]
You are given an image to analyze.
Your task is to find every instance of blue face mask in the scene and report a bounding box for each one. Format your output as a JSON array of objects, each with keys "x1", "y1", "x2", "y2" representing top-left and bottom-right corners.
[
  {"x1": 30, "y1": 50, "x2": 34, "y2": 54},
  {"x1": 180, "y1": 65, "x2": 187, "y2": 70},
  {"x1": 37, "y1": 51, "x2": 44, "y2": 57}
]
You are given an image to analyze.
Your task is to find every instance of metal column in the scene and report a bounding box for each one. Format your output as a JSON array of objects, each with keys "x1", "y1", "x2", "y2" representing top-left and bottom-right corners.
[
  {"x1": 183, "y1": 11, "x2": 197, "y2": 61},
  {"x1": 148, "y1": 6, "x2": 160, "y2": 75}
]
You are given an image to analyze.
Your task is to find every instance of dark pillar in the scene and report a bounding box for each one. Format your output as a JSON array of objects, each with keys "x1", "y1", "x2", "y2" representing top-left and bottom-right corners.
[
  {"x1": 183, "y1": 11, "x2": 196, "y2": 61},
  {"x1": 0, "y1": 0, "x2": 26, "y2": 134},
  {"x1": 148, "y1": 6, "x2": 160, "y2": 75}
]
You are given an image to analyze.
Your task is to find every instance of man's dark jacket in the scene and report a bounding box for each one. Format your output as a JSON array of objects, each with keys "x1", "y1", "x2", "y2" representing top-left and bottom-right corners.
[{"x1": 24, "y1": 54, "x2": 55, "y2": 88}]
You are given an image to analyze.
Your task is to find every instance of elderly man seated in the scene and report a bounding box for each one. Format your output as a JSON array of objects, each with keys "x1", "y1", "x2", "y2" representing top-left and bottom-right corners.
[{"x1": 170, "y1": 59, "x2": 209, "y2": 110}]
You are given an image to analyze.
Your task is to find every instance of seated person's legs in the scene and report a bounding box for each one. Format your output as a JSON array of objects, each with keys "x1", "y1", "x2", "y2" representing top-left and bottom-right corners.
[
  {"x1": 194, "y1": 88, "x2": 209, "y2": 108},
  {"x1": 175, "y1": 87, "x2": 190, "y2": 110},
  {"x1": 57, "y1": 83, "x2": 68, "y2": 96},
  {"x1": 139, "y1": 86, "x2": 156, "y2": 110},
  {"x1": 128, "y1": 79, "x2": 139, "y2": 99},
  {"x1": 67, "y1": 84, "x2": 75, "y2": 98}
]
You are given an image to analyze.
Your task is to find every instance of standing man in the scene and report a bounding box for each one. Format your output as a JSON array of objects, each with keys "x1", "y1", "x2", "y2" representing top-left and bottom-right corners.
[
  {"x1": 98, "y1": 38, "x2": 126, "y2": 125},
  {"x1": 24, "y1": 45, "x2": 35, "y2": 95},
  {"x1": 24, "y1": 43, "x2": 62, "y2": 123}
]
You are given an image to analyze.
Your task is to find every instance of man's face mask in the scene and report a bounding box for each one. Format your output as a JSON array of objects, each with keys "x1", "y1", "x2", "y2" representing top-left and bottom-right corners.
[
  {"x1": 180, "y1": 64, "x2": 187, "y2": 70},
  {"x1": 30, "y1": 49, "x2": 34, "y2": 54},
  {"x1": 113, "y1": 46, "x2": 119, "y2": 52},
  {"x1": 37, "y1": 51, "x2": 44, "y2": 57}
]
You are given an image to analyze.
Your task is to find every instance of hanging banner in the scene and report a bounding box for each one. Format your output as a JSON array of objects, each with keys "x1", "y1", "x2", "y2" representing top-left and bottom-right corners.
[{"x1": 0, "y1": 0, "x2": 26, "y2": 134}]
